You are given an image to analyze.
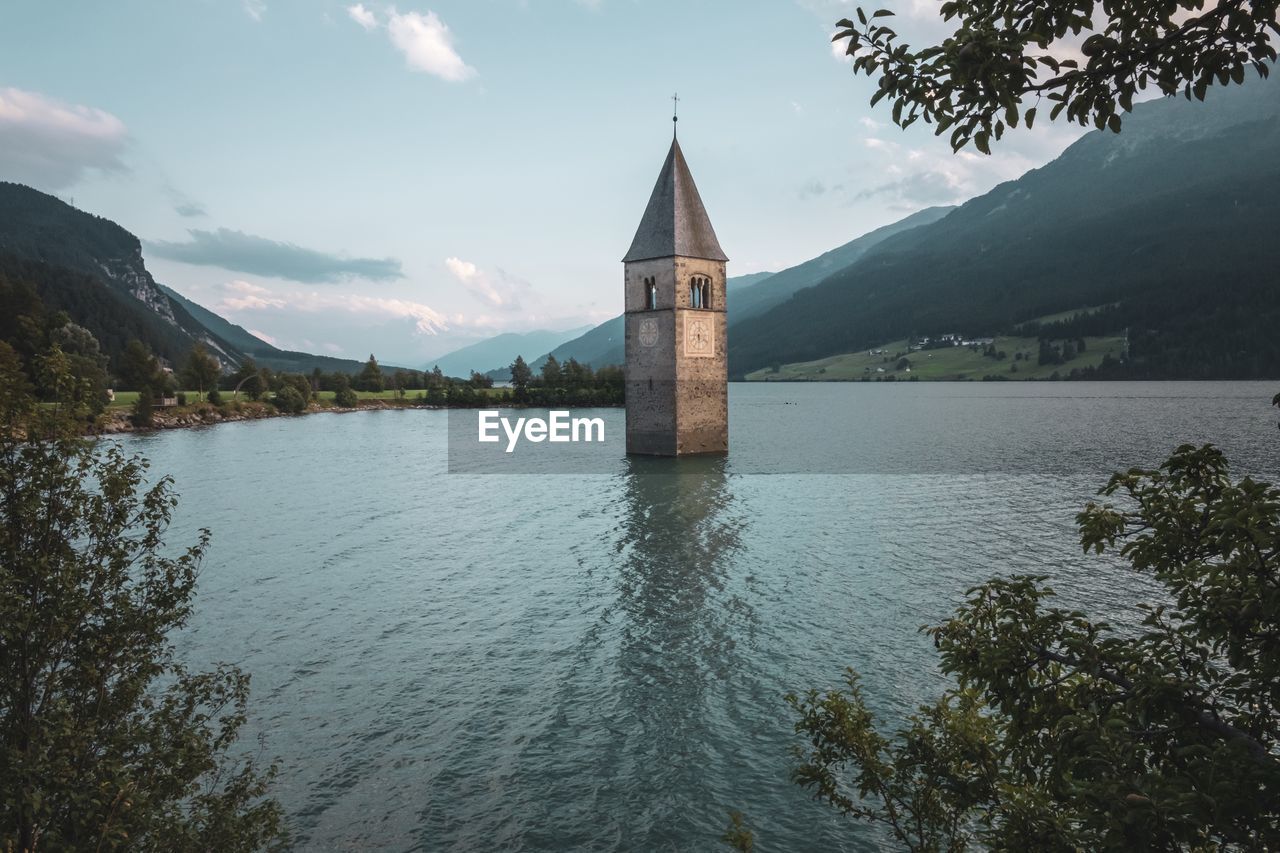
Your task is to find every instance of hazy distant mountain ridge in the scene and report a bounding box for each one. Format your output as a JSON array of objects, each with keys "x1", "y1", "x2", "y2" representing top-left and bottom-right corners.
[{"x1": 430, "y1": 326, "x2": 592, "y2": 378}]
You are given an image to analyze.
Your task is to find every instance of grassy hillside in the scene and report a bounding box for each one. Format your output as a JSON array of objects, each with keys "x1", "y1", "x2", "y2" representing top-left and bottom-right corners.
[{"x1": 746, "y1": 335, "x2": 1127, "y2": 381}]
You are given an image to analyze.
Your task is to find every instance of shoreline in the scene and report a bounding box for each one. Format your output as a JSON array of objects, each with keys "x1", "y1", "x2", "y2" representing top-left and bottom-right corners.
[
  {"x1": 92, "y1": 398, "x2": 625, "y2": 436},
  {"x1": 94, "y1": 399, "x2": 418, "y2": 436}
]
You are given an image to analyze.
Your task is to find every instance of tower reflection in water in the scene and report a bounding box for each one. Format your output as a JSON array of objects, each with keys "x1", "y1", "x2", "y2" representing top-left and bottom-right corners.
[
  {"x1": 603, "y1": 454, "x2": 756, "y2": 844},
  {"x1": 498, "y1": 456, "x2": 761, "y2": 851}
]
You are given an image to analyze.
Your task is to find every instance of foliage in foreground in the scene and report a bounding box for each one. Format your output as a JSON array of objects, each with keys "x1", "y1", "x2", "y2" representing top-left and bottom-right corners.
[
  {"x1": 0, "y1": 341, "x2": 285, "y2": 851},
  {"x1": 762, "y1": 439, "x2": 1280, "y2": 851},
  {"x1": 832, "y1": 0, "x2": 1278, "y2": 152}
]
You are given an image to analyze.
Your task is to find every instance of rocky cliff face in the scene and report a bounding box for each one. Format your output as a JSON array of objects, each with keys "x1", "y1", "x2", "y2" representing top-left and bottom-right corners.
[{"x1": 0, "y1": 181, "x2": 243, "y2": 368}]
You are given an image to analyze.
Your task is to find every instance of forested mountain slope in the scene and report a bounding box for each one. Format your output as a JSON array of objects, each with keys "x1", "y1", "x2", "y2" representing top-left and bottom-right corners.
[{"x1": 729, "y1": 75, "x2": 1280, "y2": 379}]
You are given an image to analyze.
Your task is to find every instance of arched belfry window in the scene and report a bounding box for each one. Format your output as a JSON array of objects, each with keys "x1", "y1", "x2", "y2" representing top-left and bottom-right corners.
[
  {"x1": 644, "y1": 277, "x2": 657, "y2": 310},
  {"x1": 689, "y1": 276, "x2": 711, "y2": 309}
]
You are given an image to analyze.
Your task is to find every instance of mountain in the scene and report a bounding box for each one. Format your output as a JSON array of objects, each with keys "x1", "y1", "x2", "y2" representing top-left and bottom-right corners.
[
  {"x1": 729, "y1": 74, "x2": 1280, "y2": 379},
  {"x1": 157, "y1": 284, "x2": 400, "y2": 374},
  {"x1": 726, "y1": 271, "x2": 775, "y2": 292},
  {"x1": 728, "y1": 205, "x2": 952, "y2": 322},
  {"x1": 524, "y1": 315, "x2": 627, "y2": 374},
  {"x1": 0, "y1": 182, "x2": 244, "y2": 368},
  {"x1": 0, "y1": 183, "x2": 405, "y2": 376},
  {"x1": 157, "y1": 283, "x2": 273, "y2": 356},
  {"x1": 429, "y1": 326, "x2": 592, "y2": 378}
]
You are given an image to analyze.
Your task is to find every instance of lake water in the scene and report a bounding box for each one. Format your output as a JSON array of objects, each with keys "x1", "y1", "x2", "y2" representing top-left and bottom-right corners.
[{"x1": 118, "y1": 382, "x2": 1279, "y2": 851}]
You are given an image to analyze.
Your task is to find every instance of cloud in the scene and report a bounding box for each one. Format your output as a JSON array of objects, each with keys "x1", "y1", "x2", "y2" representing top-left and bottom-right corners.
[
  {"x1": 248, "y1": 328, "x2": 278, "y2": 345},
  {"x1": 322, "y1": 342, "x2": 343, "y2": 353},
  {"x1": 0, "y1": 87, "x2": 129, "y2": 190},
  {"x1": 215, "y1": 281, "x2": 449, "y2": 336},
  {"x1": 243, "y1": 0, "x2": 266, "y2": 21},
  {"x1": 847, "y1": 122, "x2": 1084, "y2": 209},
  {"x1": 147, "y1": 228, "x2": 404, "y2": 283},
  {"x1": 445, "y1": 256, "x2": 529, "y2": 310},
  {"x1": 856, "y1": 169, "x2": 967, "y2": 205},
  {"x1": 167, "y1": 187, "x2": 207, "y2": 218},
  {"x1": 830, "y1": 35, "x2": 852, "y2": 63},
  {"x1": 219, "y1": 280, "x2": 287, "y2": 310},
  {"x1": 798, "y1": 178, "x2": 827, "y2": 199},
  {"x1": 346, "y1": 3, "x2": 377, "y2": 30},
  {"x1": 385, "y1": 9, "x2": 476, "y2": 81}
]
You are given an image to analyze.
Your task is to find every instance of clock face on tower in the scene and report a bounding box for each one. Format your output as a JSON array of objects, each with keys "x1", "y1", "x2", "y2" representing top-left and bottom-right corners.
[
  {"x1": 684, "y1": 316, "x2": 714, "y2": 358},
  {"x1": 638, "y1": 317, "x2": 659, "y2": 347}
]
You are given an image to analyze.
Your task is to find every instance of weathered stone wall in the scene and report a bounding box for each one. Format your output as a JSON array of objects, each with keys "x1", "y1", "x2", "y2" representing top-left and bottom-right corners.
[{"x1": 625, "y1": 257, "x2": 728, "y2": 456}]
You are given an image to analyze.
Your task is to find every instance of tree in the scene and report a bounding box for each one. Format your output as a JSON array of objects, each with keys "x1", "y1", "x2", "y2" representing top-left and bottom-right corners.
[
  {"x1": 831, "y1": 0, "x2": 1279, "y2": 153},
  {"x1": 541, "y1": 355, "x2": 562, "y2": 388},
  {"x1": 393, "y1": 369, "x2": 411, "y2": 399},
  {"x1": 231, "y1": 357, "x2": 264, "y2": 400},
  {"x1": 510, "y1": 355, "x2": 533, "y2": 401},
  {"x1": 0, "y1": 343, "x2": 284, "y2": 850},
  {"x1": 182, "y1": 343, "x2": 221, "y2": 401},
  {"x1": 271, "y1": 384, "x2": 306, "y2": 414},
  {"x1": 425, "y1": 365, "x2": 446, "y2": 390},
  {"x1": 132, "y1": 387, "x2": 154, "y2": 428},
  {"x1": 779, "y1": 442, "x2": 1280, "y2": 850},
  {"x1": 281, "y1": 373, "x2": 312, "y2": 406},
  {"x1": 118, "y1": 339, "x2": 163, "y2": 393},
  {"x1": 50, "y1": 323, "x2": 110, "y2": 415},
  {"x1": 357, "y1": 354, "x2": 384, "y2": 392},
  {"x1": 468, "y1": 370, "x2": 493, "y2": 389},
  {"x1": 331, "y1": 373, "x2": 358, "y2": 408}
]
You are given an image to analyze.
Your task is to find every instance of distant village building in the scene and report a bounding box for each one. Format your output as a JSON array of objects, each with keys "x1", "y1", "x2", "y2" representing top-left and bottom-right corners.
[{"x1": 623, "y1": 111, "x2": 728, "y2": 456}]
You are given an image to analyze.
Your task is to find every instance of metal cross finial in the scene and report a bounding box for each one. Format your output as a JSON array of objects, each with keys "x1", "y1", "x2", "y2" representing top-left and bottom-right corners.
[{"x1": 672, "y1": 92, "x2": 679, "y2": 136}]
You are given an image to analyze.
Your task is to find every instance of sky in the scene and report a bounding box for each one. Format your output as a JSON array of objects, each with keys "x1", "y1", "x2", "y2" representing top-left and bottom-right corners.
[{"x1": 0, "y1": 0, "x2": 1087, "y2": 366}]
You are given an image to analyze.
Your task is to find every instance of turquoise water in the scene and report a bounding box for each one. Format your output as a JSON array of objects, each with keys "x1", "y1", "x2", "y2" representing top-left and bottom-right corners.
[{"x1": 119, "y1": 382, "x2": 1280, "y2": 851}]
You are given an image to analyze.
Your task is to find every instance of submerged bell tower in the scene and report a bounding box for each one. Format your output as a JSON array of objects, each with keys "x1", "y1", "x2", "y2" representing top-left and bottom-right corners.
[{"x1": 623, "y1": 102, "x2": 728, "y2": 456}]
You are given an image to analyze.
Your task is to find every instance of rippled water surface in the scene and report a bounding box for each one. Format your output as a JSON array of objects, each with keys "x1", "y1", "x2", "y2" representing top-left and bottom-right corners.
[{"x1": 120, "y1": 382, "x2": 1279, "y2": 851}]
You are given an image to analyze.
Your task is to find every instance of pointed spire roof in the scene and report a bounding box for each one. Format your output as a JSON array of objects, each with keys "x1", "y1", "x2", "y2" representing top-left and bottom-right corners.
[{"x1": 623, "y1": 138, "x2": 728, "y2": 264}]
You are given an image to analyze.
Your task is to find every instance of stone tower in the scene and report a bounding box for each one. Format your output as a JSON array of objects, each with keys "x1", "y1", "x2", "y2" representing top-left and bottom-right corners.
[{"x1": 623, "y1": 133, "x2": 728, "y2": 456}]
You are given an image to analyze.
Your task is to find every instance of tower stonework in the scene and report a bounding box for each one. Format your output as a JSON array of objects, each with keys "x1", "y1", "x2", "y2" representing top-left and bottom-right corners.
[{"x1": 623, "y1": 138, "x2": 728, "y2": 456}]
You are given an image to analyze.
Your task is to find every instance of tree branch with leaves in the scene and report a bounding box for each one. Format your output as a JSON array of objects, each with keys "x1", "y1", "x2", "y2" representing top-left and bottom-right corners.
[
  {"x1": 0, "y1": 341, "x2": 285, "y2": 851},
  {"x1": 775, "y1": 441, "x2": 1280, "y2": 850},
  {"x1": 833, "y1": 0, "x2": 1280, "y2": 152}
]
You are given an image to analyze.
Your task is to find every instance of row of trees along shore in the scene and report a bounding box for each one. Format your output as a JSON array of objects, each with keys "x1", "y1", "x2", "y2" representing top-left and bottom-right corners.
[{"x1": 0, "y1": 325, "x2": 627, "y2": 428}]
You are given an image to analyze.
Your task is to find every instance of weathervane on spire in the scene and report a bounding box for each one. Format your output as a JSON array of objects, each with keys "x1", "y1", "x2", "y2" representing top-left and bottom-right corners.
[{"x1": 672, "y1": 92, "x2": 679, "y2": 137}]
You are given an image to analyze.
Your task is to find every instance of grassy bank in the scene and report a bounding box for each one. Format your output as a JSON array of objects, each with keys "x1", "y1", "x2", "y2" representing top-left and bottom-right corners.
[
  {"x1": 745, "y1": 335, "x2": 1127, "y2": 382},
  {"x1": 106, "y1": 387, "x2": 511, "y2": 409}
]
